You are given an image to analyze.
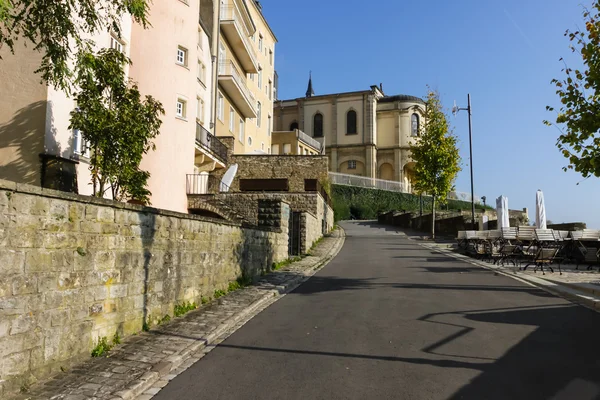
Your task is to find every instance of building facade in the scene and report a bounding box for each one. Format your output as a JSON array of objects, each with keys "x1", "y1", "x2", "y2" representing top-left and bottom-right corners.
[
  {"x1": 273, "y1": 82, "x2": 425, "y2": 191},
  {"x1": 215, "y1": 0, "x2": 277, "y2": 155},
  {"x1": 270, "y1": 129, "x2": 322, "y2": 156},
  {"x1": 130, "y1": 0, "x2": 226, "y2": 213},
  {"x1": 0, "y1": 20, "x2": 132, "y2": 195}
]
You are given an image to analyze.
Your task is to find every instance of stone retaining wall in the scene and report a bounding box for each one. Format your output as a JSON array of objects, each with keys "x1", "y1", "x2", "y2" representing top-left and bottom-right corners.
[{"x1": 0, "y1": 179, "x2": 289, "y2": 395}]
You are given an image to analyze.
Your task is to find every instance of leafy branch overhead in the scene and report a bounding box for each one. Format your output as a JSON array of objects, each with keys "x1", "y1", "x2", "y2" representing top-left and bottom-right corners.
[
  {"x1": 0, "y1": 0, "x2": 151, "y2": 91},
  {"x1": 69, "y1": 48, "x2": 164, "y2": 204},
  {"x1": 545, "y1": 1, "x2": 600, "y2": 178}
]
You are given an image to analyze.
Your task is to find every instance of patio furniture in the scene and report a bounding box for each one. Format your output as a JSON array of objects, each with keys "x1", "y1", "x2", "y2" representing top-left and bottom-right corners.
[
  {"x1": 574, "y1": 229, "x2": 600, "y2": 270},
  {"x1": 499, "y1": 227, "x2": 519, "y2": 266},
  {"x1": 526, "y1": 229, "x2": 563, "y2": 274}
]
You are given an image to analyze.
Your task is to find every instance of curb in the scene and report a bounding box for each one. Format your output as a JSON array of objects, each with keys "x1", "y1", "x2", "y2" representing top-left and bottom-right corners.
[
  {"x1": 418, "y1": 242, "x2": 600, "y2": 313},
  {"x1": 114, "y1": 230, "x2": 346, "y2": 400}
]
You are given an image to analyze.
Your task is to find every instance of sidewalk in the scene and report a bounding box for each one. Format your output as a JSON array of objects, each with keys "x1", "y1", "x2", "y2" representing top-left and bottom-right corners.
[
  {"x1": 12, "y1": 229, "x2": 345, "y2": 400},
  {"x1": 420, "y1": 241, "x2": 600, "y2": 311}
]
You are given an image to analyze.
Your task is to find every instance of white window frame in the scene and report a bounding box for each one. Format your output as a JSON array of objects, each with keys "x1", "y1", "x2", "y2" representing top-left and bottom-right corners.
[
  {"x1": 196, "y1": 96, "x2": 204, "y2": 124},
  {"x1": 229, "y1": 106, "x2": 235, "y2": 132},
  {"x1": 258, "y1": 34, "x2": 263, "y2": 51},
  {"x1": 258, "y1": 67, "x2": 263, "y2": 88},
  {"x1": 176, "y1": 98, "x2": 187, "y2": 119},
  {"x1": 268, "y1": 79, "x2": 272, "y2": 99},
  {"x1": 73, "y1": 129, "x2": 90, "y2": 158},
  {"x1": 197, "y1": 27, "x2": 203, "y2": 50},
  {"x1": 269, "y1": 49, "x2": 273, "y2": 65},
  {"x1": 268, "y1": 114, "x2": 272, "y2": 136},
  {"x1": 110, "y1": 35, "x2": 124, "y2": 53},
  {"x1": 197, "y1": 60, "x2": 206, "y2": 84},
  {"x1": 177, "y1": 46, "x2": 188, "y2": 66},
  {"x1": 348, "y1": 160, "x2": 357, "y2": 170},
  {"x1": 217, "y1": 92, "x2": 224, "y2": 121}
]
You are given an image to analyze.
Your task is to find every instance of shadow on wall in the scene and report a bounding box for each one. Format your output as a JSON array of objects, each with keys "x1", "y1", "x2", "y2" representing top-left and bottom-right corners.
[
  {"x1": 141, "y1": 211, "x2": 157, "y2": 331},
  {"x1": 0, "y1": 100, "x2": 47, "y2": 184},
  {"x1": 0, "y1": 100, "x2": 77, "y2": 188}
]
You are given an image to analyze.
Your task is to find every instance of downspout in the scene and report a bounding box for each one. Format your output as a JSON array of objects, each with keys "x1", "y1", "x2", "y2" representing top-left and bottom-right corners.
[{"x1": 210, "y1": 1, "x2": 221, "y2": 134}]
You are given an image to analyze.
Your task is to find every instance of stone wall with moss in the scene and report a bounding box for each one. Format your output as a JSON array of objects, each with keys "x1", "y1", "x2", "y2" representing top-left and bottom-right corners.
[{"x1": 0, "y1": 179, "x2": 289, "y2": 395}]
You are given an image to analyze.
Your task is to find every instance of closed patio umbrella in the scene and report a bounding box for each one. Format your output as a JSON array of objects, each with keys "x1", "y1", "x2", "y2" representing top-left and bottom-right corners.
[
  {"x1": 536, "y1": 190, "x2": 547, "y2": 229},
  {"x1": 496, "y1": 196, "x2": 510, "y2": 229}
]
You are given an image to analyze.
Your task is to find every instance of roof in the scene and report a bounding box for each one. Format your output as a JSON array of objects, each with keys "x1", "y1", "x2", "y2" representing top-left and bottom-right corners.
[{"x1": 379, "y1": 95, "x2": 425, "y2": 105}]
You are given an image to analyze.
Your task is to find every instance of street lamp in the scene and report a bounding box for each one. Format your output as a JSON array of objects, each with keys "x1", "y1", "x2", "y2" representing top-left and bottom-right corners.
[{"x1": 452, "y1": 94, "x2": 476, "y2": 230}]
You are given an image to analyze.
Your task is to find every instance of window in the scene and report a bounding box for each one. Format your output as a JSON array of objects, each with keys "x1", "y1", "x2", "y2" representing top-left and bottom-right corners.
[
  {"x1": 269, "y1": 49, "x2": 273, "y2": 65},
  {"x1": 271, "y1": 144, "x2": 280, "y2": 154},
  {"x1": 250, "y1": 73, "x2": 255, "y2": 82},
  {"x1": 73, "y1": 129, "x2": 90, "y2": 157},
  {"x1": 313, "y1": 113, "x2": 323, "y2": 137},
  {"x1": 268, "y1": 80, "x2": 272, "y2": 100},
  {"x1": 258, "y1": 68, "x2": 262, "y2": 88},
  {"x1": 176, "y1": 98, "x2": 187, "y2": 118},
  {"x1": 283, "y1": 143, "x2": 291, "y2": 154},
  {"x1": 196, "y1": 97, "x2": 204, "y2": 123},
  {"x1": 248, "y1": 136, "x2": 253, "y2": 146},
  {"x1": 110, "y1": 35, "x2": 124, "y2": 53},
  {"x1": 176, "y1": 46, "x2": 188, "y2": 66},
  {"x1": 217, "y1": 92, "x2": 224, "y2": 121},
  {"x1": 239, "y1": 118, "x2": 244, "y2": 143},
  {"x1": 197, "y1": 60, "x2": 206, "y2": 84},
  {"x1": 218, "y1": 42, "x2": 226, "y2": 74},
  {"x1": 197, "y1": 28, "x2": 203, "y2": 50},
  {"x1": 268, "y1": 115, "x2": 272, "y2": 136},
  {"x1": 229, "y1": 107, "x2": 235, "y2": 132},
  {"x1": 290, "y1": 122, "x2": 299, "y2": 131},
  {"x1": 257, "y1": 101, "x2": 262, "y2": 127},
  {"x1": 348, "y1": 160, "x2": 357, "y2": 170},
  {"x1": 261, "y1": 142, "x2": 264, "y2": 151},
  {"x1": 346, "y1": 110, "x2": 357, "y2": 135},
  {"x1": 258, "y1": 34, "x2": 263, "y2": 51},
  {"x1": 411, "y1": 114, "x2": 420, "y2": 136},
  {"x1": 268, "y1": 148, "x2": 271, "y2": 154}
]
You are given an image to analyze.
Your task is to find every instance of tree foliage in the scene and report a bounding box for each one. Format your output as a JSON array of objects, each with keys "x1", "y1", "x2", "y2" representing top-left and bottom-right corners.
[
  {"x1": 69, "y1": 48, "x2": 164, "y2": 204},
  {"x1": 0, "y1": 0, "x2": 151, "y2": 91},
  {"x1": 545, "y1": 2, "x2": 600, "y2": 178},
  {"x1": 410, "y1": 90, "x2": 461, "y2": 237},
  {"x1": 410, "y1": 90, "x2": 461, "y2": 200}
]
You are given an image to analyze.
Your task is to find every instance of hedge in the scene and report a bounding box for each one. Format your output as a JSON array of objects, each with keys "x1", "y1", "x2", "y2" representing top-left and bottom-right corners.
[{"x1": 331, "y1": 185, "x2": 491, "y2": 221}]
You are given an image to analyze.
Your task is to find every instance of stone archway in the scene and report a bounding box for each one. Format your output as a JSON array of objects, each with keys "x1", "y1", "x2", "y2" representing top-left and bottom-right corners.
[{"x1": 379, "y1": 163, "x2": 394, "y2": 181}]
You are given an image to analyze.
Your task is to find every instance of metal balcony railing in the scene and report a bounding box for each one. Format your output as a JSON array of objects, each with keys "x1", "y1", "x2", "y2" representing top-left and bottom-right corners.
[
  {"x1": 218, "y1": 60, "x2": 256, "y2": 110},
  {"x1": 219, "y1": 5, "x2": 258, "y2": 65},
  {"x1": 296, "y1": 129, "x2": 322, "y2": 152},
  {"x1": 186, "y1": 174, "x2": 231, "y2": 195},
  {"x1": 196, "y1": 123, "x2": 228, "y2": 164}
]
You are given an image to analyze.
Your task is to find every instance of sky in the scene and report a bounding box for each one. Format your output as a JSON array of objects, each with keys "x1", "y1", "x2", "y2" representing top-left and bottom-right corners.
[{"x1": 259, "y1": 0, "x2": 600, "y2": 229}]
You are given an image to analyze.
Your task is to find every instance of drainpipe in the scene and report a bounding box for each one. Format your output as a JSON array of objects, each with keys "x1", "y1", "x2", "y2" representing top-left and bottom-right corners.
[{"x1": 210, "y1": 2, "x2": 221, "y2": 134}]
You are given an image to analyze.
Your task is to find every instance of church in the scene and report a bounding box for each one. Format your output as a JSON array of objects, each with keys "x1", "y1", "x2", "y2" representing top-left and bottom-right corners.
[{"x1": 272, "y1": 76, "x2": 425, "y2": 192}]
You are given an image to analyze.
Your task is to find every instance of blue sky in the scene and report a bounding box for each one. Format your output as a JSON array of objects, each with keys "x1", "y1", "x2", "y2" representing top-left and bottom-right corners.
[{"x1": 260, "y1": 0, "x2": 599, "y2": 228}]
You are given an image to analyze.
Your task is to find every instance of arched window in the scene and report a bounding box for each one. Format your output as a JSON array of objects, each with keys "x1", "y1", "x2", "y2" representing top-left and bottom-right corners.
[
  {"x1": 290, "y1": 121, "x2": 299, "y2": 131},
  {"x1": 346, "y1": 110, "x2": 357, "y2": 135},
  {"x1": 411, "y1": 114, "x2": 420, "y2": 137},
  {"x1": 313, "y1": 113, "x2": 323, "y2": 137}
]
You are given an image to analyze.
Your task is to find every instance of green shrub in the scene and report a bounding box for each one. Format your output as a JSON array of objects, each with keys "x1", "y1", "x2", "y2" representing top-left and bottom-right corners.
[
  {"x1": 174, "y1": 302, "x2": 197, "y2": 317},
  {"x1": 91, "y1": 336, "x2": 112, "y2": 357}
]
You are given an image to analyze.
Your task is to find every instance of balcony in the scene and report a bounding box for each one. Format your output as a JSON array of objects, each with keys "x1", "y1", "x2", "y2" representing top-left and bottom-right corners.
[
  {"x1": 195, "y1": 123, "x2": 228, "y2": 169},
  {"x1": 218, "y1": 60, "x2": 257, "y2": 118},
  {"x1": 220, "y1": 5, "x2": 258, "y2": 73}
]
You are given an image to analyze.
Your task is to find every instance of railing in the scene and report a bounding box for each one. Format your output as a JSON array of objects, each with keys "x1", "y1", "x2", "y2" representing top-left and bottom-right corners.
[
  {"x1": 296, "y1": 129, "x2": 322, "y2": 152},
  {"x1": 186, "y1": 174, "x2": 231, "y2": 195},
  {"x1": 218, "y1": 60, "x2": 256, "y2": 110},
  {"x1": 329, "y1": 172, "x2": 408, "y2": 193},
  {"x1": 219, "y1": 5, "x2": 258, "y2": 65},
  {"x1": 196, "y1": 123, "x2": 228, "y2": 164},
  {"x1": 328, "y1": 172, "x2": 481, "y2": 203}
]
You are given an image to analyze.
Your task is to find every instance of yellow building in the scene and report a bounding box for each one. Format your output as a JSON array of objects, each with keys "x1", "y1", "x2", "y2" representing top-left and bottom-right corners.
[
  {"x1": 215, "y1": 0, "x2": 277, "y2": 155},
  {"x1": 273, "y1": 80, "x2": 425, "y2": 191}
]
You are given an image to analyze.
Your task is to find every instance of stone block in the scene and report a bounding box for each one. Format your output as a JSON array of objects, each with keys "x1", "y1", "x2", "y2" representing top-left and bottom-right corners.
[
  {"x1": 109, "y1": 284, "x2": 128, "y2": 298},
  {"x1": 10, "y1": 313, "x2": 35, "y2": 335},
  {"x1": 24, "y1": 249, "x2": 53, "y2": 273},
  {"x1": 80, "y1": 221, "x2": 102, "y2": 234},
  {"x1": 0, "y1": 297, "x2": 26, "y2": 316},
  {"x1": 37, "y1": 274, "x2": 58, "y2": 293},
  {"x1": 0, "y1": 334, "x2": 24, "y2": 357},
  {"x1": 49, "y1": 309, "x2": 70, "y2": 327},
  {"x1": 30, "y1": 197, "x2": 51, "y2": 216},
  {"x1": 58, "y1": 272, "x2": 82, "y2": 290},
  {"x1": 1, "y1": 349, "x2": 30, "y2": 376},
  {"x1": 12, "y1": 275, "x2": 37, "y2": 296},
  {"x1": 93, "y1": 251, "x2": 116, "y2": 270},
  {"x1": 68, "y1": 203, "x2": 85, "y2": 222},
  {"x1": 0, "y1": 249, "x2": 25, "y2": 274},
  {"x1": 94, "y1": 286, "x2": 109, "y2": 301}
]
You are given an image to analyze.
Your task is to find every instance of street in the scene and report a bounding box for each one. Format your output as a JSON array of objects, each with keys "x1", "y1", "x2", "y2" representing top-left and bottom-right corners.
[{"x1": 154, "y1": 221, "x2": 600, "y2": 400}]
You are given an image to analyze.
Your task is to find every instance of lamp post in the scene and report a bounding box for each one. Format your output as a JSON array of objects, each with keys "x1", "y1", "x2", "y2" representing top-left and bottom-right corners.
[{"x1": 452, "y1": 94, "x2": 476, "y2": 230}]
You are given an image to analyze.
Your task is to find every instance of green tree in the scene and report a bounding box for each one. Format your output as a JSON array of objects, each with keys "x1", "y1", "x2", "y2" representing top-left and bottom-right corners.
[
  {"x1": 410, "y1": 90, "x2": 461, "y2": 238},
  {"x1": 0, "y1": 0, "x2": 151, "y2": 91},
  {"x1": 69, "y1": 48, "x2": 164, "y2": 204},
  {"x1": 545, "y1": 2, "x2": 600, "y2": 178}
]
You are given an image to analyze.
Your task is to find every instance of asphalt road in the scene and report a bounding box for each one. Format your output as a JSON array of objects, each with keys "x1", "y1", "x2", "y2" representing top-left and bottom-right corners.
[{"x1": 155, "y1": 221, "x2": 600, "y2": 400}]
